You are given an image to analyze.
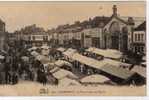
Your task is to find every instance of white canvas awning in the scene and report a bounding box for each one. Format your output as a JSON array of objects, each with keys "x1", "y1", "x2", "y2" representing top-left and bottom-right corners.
[
  {"x1": 59, "y1": 77, "x2": 80, "y2": 86},
  {"x1": 131, "y1": 65, "x2": 146, "y2": 78},
  {"x1": 63, "y1": 48, "x2": 77, "y2": 58},
  {"x1": 66, "y1": 52, "x2": 130, "y2": 69},
  {"x1": 54, "y1": 60, "x2": 72, "y2": 67},
  {"x1": 71, "y1": 53, "x2": 107, "y2": 69},
  {"x1": 67, "y1": 53, "x2": 134, "y2": 80},
  {"x1": 52, "y1": 69, "x2": 78, "y2": 80},
  {"x1": 80, "y1": 74, "x2": 110, "y2": 83},
  {"x1": 86, "y1": 47, "x2": 122, "y2": 59},
  {"x1": 54, "y1": 60, "x2": 65, "y2": 67},
  {"x1": 103, "y1": 58, "x2": 131, "y2": 67},
  {"x1": 57, "y1": 47, "x2": 66, "y2": 52}
]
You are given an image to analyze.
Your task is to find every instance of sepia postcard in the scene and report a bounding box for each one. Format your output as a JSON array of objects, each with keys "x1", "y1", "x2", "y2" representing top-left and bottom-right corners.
[{"x1": 0, "y1": 1, "x2": 146, "y2": 96}]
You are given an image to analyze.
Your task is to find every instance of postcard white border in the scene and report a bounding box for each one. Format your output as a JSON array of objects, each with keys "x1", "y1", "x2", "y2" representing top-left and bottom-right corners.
[{"x1": 0, "y1": 0, "x2": 147, "y2": 100}]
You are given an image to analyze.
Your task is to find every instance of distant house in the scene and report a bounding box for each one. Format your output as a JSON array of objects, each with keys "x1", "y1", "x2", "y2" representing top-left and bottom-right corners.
[
  {"x1": 82, "y1": 28, "x2": 102, "y2": 48},
  {"x1": 6, "y1": 32, "x2": 17, "y2": 46},
  {"x1": 57, "y1": 27, "x2": 82, "y2": 48},
  {"x1": 132, "y1": 21, "x2": 146, "y2": 54},
  {"x1": 28, "y1": 32, "x2": 51, "y2": 47},
  {"x1": 101, "y1": 5, "x2": 145, "y2": 53},
  {"x1": 15, "y1": 24, "x2": 52, "y2": 47}
]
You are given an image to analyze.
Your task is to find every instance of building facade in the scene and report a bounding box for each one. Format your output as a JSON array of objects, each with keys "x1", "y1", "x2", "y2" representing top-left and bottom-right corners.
[
  {"x1": 132, "y1": 21, "x2": 146, "y2": 54},
  {"x1": 26, "y1": 32, "x2": 52, "y2": 47},
  {"x1": 11, "y1": 5, "x2": 145, "y2": 54},
  {"x1": 14, "y1": 24, "x2": 52, "y2": 48},
  {"x1": 51, "y1": 5, "x2": 145, "y2": 53},
  {"x1": 81, "y1": 28, "x2": 102, "y2": 48},
  {"x1": 102, "y1": 5, "x2": 134, "y2": 52}
]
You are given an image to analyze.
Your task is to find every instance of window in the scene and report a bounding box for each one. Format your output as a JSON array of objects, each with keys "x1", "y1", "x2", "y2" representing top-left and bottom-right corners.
[
  {"x1": 28, "y1": 36, "x2": 31, "y2": 41},
  {"x1": 138, "y1": 46, "x2": 140, "y2": 52},
  {"x1": 140, "y1": 46, "x2": 144, "y2": 52},
  {"x1": 122, "y1": 26, "x2": 128, "y2": 35},
  {"x1": 141, "y1": 34, "x2": 144, "y2": 42},
  {"x1": 135, "y1": 46, "x2": 137, "y2": 53},
  {"x1": 32, "y1": 36, "x2": 35, "y2": 40},
  {"x1": 0, "y1": 24, "x2": 4, "y2": 32},
  {"x1": 135, "y1": 34, "x2": 137, "y2": 41},
  {"x1": 109, "y1": 21, "x2": 120, "y2": 36},
  {"x1": 45, "y1": 36, "x2": 48, "y2": 41},
  {"x1": 43, "y1": 36, "x2": 48, "y2": 41},
  {"x1": 138, "y1": 34, "x2": 140, "y2": 42},
  {"x1": 129, "y1": 39, "x2": 131, "y2": 42}
]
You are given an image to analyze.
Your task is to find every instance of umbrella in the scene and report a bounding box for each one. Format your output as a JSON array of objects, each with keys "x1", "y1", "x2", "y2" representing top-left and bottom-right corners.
[
  {"x1": 0, "y1": 55, "x2": 5, "y2": 59},
  {"x1": 36, "y1": 55, "x2": 44, "y2": 61},
  {"x1": 41, "y1": 45, "x2": 50, "y2": 50},
  {"x1": 28, "y1": 46, "x2": 38, "y2": 51},
  {"x1": 57, "y1": 47, "x2": 66, "y2": 52},
  {"x1": 41, "y1": 49, "x2": 49, "y2": 56},
  {"x1": 80, "y1": 74, "x2": 110, "y2": 83},
  {"x1": 31, "y1": 51, "x2": 39, "y2": 57},
  {"x1": 36, "y1": 55, "x2": 50, "y2": 64},
  {"x1": 21, "y1": 56, "x2": 29, "y2": 62},
  {"x1": 0, "y1": 50, "x2": 7, "y2": 54}
]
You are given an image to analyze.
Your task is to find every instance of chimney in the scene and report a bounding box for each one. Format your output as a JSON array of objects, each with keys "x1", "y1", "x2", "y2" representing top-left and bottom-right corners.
[
  {"x1": 112, "y1": 5, "x2": 117, "y2": 16},
  {"x1": 128, "y1": 17, "x2": 135, "y2": 25}
]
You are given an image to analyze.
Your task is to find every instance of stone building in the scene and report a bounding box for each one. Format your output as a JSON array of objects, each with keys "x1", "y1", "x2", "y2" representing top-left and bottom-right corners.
[
  {"x1": 132, "y1": 21, "x2": 146, "y2": 54},
  {"x1": 48, "y1": 5, "x2": 145, "y2": 53},
  {"x1": 15, "y1": 24, "x2": 52, "y2": 47},
  {"x1": 81, "y1": 28, "x2": 102, "y2": 48},
  {"x1": 0, "y1": 19, "x2": 6, "y2": 50},
  {"x1": 28, "y1": 32, "x2": 51, "y2": 47},
  {"x1": 101, "y1": 5, "x2": 145, "y2": 53},
  {"x1": 57, "y1": 27, "x2": 82, "y2": 48}
]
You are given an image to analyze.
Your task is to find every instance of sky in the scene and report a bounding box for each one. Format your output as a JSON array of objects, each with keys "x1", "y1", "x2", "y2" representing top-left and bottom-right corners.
[{"x1": 0, "y1": 1, "x2": 146, "y2": 32}]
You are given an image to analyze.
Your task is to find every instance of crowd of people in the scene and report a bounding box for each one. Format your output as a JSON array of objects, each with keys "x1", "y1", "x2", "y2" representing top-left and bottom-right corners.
[
  {"x1": 0, "y1": 40, "x2": 145, "y2": 86},
  {"x1": 0, "y1": 44, "x2": 59, "y2": 85}
]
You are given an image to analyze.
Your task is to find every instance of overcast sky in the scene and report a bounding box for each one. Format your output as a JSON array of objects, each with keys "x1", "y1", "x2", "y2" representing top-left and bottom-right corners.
[{"x1": 0, "y1": 1, "x2": 145, "y2": 32}]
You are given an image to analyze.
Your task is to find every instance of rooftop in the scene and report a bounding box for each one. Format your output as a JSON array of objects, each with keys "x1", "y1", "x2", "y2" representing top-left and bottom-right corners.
[{"x1": 134, "y1": 21, "x2": 146, "y2": 31}]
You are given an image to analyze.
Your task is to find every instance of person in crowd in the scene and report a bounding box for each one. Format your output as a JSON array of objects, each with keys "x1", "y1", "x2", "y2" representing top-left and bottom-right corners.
[
  {"x1": 37, "y1": 63, "x2": 47, "y2": 85},
  {"x1": 46, "y1": 71, "x2": 58, "y2": 85},
  {"x1": 21, "y1": 70, "x2": 28, "y2": 80},
  {"x1": 0, "y1": 60, "x2": 5, "y2": 84},
  {"x1": 4, "y1": 62, "x2": 11, "y2": 84},
  {"x1": 12, "y1": 71, "x2": 18, "y2": 85},
  {"x1": 28, "y1": 65, "x2": 35, "y2": 81},
  {"x1": 8, "y1": 69, "x2": 13, "y2": 84}
]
